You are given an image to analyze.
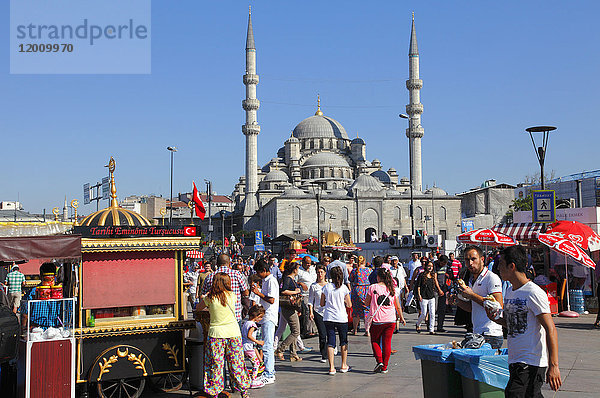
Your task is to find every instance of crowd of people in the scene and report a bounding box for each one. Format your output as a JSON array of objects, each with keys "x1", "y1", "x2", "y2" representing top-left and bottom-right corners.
[{"x1": 184, "y1": 244, "x2": 562, "y2": 398}]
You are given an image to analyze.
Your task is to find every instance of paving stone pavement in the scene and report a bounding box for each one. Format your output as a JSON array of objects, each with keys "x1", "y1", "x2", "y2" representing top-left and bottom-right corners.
[{"x1": 145, "y1": 313, "x2": 600, "y2": 398}]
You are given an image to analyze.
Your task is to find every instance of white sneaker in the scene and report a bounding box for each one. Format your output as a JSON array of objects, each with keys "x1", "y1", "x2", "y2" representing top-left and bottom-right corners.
[
  {"x1": 259, "y1": 376, "x2": 275, "y2": 385},
  {"x1": 334, "y1": 346, "x2": 338, "y2": 355}
]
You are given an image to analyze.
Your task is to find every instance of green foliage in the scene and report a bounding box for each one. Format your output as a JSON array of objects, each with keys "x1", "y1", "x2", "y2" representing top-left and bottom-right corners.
[{"x1": 512, "y1": 193, "x2": 533, "y2": 211}]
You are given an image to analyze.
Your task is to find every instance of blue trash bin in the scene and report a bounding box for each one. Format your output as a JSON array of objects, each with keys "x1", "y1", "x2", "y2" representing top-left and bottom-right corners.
[
  {"x1": 412, "y1": 344, "x2": 493, "y2": 398},
  {"x1": 453, "y1": 349, "x2": 509, "y2": 398}
]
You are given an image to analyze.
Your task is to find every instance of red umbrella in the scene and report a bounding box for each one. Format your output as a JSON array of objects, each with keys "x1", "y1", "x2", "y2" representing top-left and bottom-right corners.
[
  {"x1": 546, "y1": 220, "x2": 600, "y2": 251},
  {"x1": 537, "y1": 232, "x2": 596, "y2": 317},
  {"x1": 537, "y1": 233, "x2": 596, "y2": 269},
  {"x1": 457, "y1": 228, "x2": 517, "y2": 246}
]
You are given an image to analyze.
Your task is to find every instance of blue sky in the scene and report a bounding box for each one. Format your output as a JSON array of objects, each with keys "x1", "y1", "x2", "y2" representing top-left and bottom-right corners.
[{"x1": 2, "y1": 1, "x2": 599, "y2": 215}]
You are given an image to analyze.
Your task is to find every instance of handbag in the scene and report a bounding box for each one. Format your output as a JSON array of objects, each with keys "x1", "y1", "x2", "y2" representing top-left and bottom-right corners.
[
  {"x1": 365, "y1": 292, "x2": 392, "y2": 331},
  {"x1": 279, "y1": 293, "x2": 302, "y2": 310}
]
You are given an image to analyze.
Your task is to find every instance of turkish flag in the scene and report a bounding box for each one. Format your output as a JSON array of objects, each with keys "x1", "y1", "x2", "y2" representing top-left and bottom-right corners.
[
  {"x1": 184, "y1": 226, "x2": 196, "y2": 236},
  {"x1": 192, "y1": 182, "x2": 206, "y2": 220}
]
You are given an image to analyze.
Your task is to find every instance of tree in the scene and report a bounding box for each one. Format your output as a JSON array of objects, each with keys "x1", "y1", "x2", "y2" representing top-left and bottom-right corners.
[
  {"x1": 505, "y1": 193, "x2": 532, "y2": 223},
  {"x1": 523, "y1": 170, "x2": 557, "y2": 185}
]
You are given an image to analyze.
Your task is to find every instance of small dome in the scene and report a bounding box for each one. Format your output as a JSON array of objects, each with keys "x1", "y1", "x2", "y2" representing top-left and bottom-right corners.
[
  {"x1": 349, "y1": 174, "x2": 384, "y2": 192},
  {"x1": 80, "y1": 207, "x2": 152, "y2": 227},
  {"x1": 303, "y1": 152, "x2": 350, "y2": 168},
  {"x1": 387, "y1": 168, "x2": 397, "y2": 175},
  {"x1": 264, "y1": 169, "x2": 289, "y2": 182},
  {"x1": 371, "y1": 159, "x2": 381, "y2": 166},
  {"x1": 386, "y1": 189, "x2": 402, "y2": 197},
  {"x1": 400, "y1": 177, "x2": 410, "y2": 185},
  {"x1": 292, "y1": 115, "x2": 349, "y2": 140},
  {"x1": 371, "y1": 170, "x2": 391, "y2": 184},
  {"x1": 424, "y1": 186, "x2": 448, "y2": 196},
  {"x1": 286, "y1": 135, "x2": 299, "y2": 143},
  {"x1": 323, "y1": 231, "x2": 343, "y2": 245},
  {"x1": 282, "y1": 186, "x2": 308, "y2": 197},
  {"x1": 328, "y1": 188, "x2": 349, "y2": 197},
  {"x1": 351, "y1": 137, "x2": 365, "y2": 145}
]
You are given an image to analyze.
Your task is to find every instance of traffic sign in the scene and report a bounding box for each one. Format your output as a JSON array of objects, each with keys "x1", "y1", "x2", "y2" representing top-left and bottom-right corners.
[
  {"x1": 254, "y1": 244, "x2": 265, "y2": 252},
  {"x1": 83, "y1": 183, "x2": 90, "y2": 205},
  {"x1": 255, "y1": 230, "x2": 263, "y2": 245},
  {"x1": 532, "y1": 190, "x2": 556, "y2": 223}
]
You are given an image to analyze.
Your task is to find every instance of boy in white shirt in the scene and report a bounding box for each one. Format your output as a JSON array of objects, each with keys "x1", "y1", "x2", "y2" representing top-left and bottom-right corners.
[
  {"x1": 251, "y1": 259, "x2": 279, "y2": 385},
  {"x1": 486, "y1": 245, "x2": 561, "y2": 397}
]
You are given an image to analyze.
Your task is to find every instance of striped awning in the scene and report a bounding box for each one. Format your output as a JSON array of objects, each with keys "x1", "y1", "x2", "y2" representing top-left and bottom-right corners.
[
  {"x1": 491, "y1": 223, "x2": 544, "y2": 241},
  {"x1": 186, "y1": 250, "x2": 204, "y2": 259}
]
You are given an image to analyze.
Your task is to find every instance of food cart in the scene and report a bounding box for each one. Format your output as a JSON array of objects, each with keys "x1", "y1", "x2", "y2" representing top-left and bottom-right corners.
[{"x1": 71, "y1": 158, "x2": 200, "y2": 397}]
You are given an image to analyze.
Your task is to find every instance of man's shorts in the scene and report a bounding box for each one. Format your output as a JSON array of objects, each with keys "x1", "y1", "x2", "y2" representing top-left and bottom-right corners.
[{"x1": 9, "y1": 292, "x2": 21, "y2": 310}]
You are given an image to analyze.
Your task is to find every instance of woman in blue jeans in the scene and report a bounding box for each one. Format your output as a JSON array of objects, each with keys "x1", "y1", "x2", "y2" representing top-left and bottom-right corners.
[{"x1": 320, "y1": 266, "x2": 352, "y2": 375}]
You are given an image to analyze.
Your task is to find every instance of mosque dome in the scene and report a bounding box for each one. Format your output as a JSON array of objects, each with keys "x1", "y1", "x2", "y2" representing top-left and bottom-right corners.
[
  {"x1": 292, "y1": 115, "x2": 349, "y2": 140},
  {"x1": 386, "y1": 189, "x2": 402, "y2": 197},
  {"x1": 424, "y1": 186, "x2": 448, "y2": 196},
  {"x1": 282, "y1": 186, "x2": 308, "y2": 197},
  {"x1": 328, "y1": 188, "x2": 350, "y2": 197},
  {"x1": 303, "y1": 152, "x2": 350, "y2": 168},
  {"x1": 371, "y1": 170, "x2": 391, "y2": 184},
  {"x1": 79, "y1": 157, "x2": 152, "y2": 227},
  {"x1": 348, "y1": 174, "x2": 384, "y2": 192},
  {"x1": 351, "y1": 137, "x2": 365, "y2": 145},
  {"x1": 400, "y1": 177, "x2": 410, "y2": 185},
  {"x1": 263, "y1": 169, "x2": 289, "y2": 182}
]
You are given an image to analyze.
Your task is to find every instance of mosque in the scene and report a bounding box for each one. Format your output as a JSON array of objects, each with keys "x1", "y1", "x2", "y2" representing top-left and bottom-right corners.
[{"x1": 232, "y1": 11, "x2": 461, "y2": 245}]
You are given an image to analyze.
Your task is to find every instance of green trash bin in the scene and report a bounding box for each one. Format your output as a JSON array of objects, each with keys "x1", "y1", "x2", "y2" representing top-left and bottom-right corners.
[
  {"x1": 453, "y1": 349, "x2": 509, "y2": 398},
  {"x1": 413, "y1": 344, "x2": 497, "y2": 398},
  {"x1": 419, "y1": 358, "x2": 463, "y2": 398}
]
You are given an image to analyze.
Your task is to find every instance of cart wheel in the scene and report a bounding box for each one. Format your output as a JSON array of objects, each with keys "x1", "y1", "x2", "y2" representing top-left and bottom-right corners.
[
  {"x1": 96, "y1": 377, "x2": 145, "y2": 398},
  {"x1": 148, "y1": 372, "x2": 185, "y2": 392}
]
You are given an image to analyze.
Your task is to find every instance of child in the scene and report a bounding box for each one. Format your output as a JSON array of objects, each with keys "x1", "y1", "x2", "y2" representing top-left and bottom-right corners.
[{"x1": 242, "y1": 305, "x2": 266, "y2": 388}]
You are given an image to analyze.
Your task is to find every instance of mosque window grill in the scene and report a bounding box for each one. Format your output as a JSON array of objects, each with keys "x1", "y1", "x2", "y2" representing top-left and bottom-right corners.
[
  {"x1": 440, "y1": 206, "x2": 447, "y2": 221},
  {"x1": 293, "y1": 206, "x2": 301, "y2": 221},
  {"x1": 394, "y1": 206, "x2": 401, "y2": 221},
  {"x1": 415, "y1": 206, "x2": 423, "y2": 220}
]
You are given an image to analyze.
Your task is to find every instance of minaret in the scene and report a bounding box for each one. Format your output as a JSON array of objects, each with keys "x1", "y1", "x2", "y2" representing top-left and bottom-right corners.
[
  {"x1": 62, "y1": 196, "x2": 68, "y2": 221},
  {"x1": 242, "y1": 7, "x2": 260, "y2": 223},
  {"x1": 406, "y1": 12, "x2": 424, "y2": 192}
]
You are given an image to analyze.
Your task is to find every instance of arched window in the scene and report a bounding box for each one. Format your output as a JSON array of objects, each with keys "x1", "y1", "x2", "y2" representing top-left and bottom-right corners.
[
  {"x1": 342, "y1": 207, "x2": 349, "y2": 221},
  {"x1": 394, "y1": 206, "x2": 401, "y2": 220},
  {"x1": 415, "y1": 206, "x2": 423, "y2": 220},
  {"x1": 440, "y1": 206, "x2": 447, "y2": 221},
  {"x1": 319, "y1": 207, "x2": 326, "y2": 222},
  {"x1": 293, "y1": 206, "x2": 301, "y2": 221}
]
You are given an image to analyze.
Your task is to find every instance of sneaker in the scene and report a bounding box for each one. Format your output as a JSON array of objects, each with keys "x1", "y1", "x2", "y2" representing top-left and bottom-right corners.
[
  {"x1": 319, "y1": 358, "x2": 327, "y2": 363},
  {"x1": 250, "y1": 379, "x2": 265, "y2": 389},
  {"x1": 334, "y1": 346, "x2": 338, "y2": 355},
  {"x1": 374, "y1": 362, "x2": 384, "y2": 373},
  {"x1": 382, "y1": 369, "x2": 388, "y2": 374},
  {"x1": 259, "y1": 376, "x2": 275, "y2": 385},
  {"x1": 299, "y1": 347, "x2": 313, "y2": 353}
]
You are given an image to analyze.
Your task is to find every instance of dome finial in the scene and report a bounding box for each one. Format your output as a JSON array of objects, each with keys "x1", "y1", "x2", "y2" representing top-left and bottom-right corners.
[
  {"x1": 105, "y1": 156, "x2": 118, "y2": 208},
  {"x1": 315, "y1": 94, "x2": 323, "y2": 116},
  {"x1": 249, "y1": 5, "x2": 251, "y2": 15}
]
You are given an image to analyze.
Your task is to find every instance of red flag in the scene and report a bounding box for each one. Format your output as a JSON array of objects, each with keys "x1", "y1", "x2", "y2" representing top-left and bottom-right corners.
[{"x1": 192, "y1": 182, "x2": 206, "y2": 220}]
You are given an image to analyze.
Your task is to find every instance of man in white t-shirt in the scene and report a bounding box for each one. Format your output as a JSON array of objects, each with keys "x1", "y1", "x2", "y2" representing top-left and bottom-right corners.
[
  {"x1": 297, "y1": 256, "x2": 317, "y2": 337},
  {"x1": 407, "y1": 252, "x2": 421, "y2": 282},
  {"x1": 252, "y1": 259, "x2": 279, "y2": 385},
  {"x1": 453, "y1": 246, "x2": 504, "y2": 348},
  {"x1": 486, "y1": 245, "x2": 561, "y2": 396}
]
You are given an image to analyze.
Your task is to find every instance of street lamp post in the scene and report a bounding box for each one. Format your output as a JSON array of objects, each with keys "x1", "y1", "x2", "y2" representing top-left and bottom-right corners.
[
  {"x1": 525, "y1": 126, "x2": 556, "y2": 190},
  {"x1": 167, "y1": 146, "x2": 177, "y2": 224},
  {"x1": 205, "y1": 180, "x2": 212, "y2": 241},
  {"x1": 221, "y1": 210, "x2": 226, "y2": 252},
  {"x1": 311, "y1": 184, "x2": 323, "y2": 261},
  {"x1": 399, "y1": 114, "x2": 415, "y2": 236}
]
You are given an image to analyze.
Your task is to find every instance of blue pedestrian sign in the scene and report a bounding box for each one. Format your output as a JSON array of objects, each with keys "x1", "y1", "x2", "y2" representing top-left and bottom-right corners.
[
  {"x1": 255, "y1": 231, "x2": 263, "y2": 245},
  {"x1": 532, "y1": 190, "x2": 555, "y2": 223},
  {"x1": 254, "y1": 244, "x2": 265, "y2": 252}
]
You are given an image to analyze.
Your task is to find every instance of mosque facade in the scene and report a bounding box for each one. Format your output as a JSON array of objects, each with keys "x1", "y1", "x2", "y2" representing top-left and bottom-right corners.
[{"x1": 233, "y1": 12, "x2": 461, "y2": 244}]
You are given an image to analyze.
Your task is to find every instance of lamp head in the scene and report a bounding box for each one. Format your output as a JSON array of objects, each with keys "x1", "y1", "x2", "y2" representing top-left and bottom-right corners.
[{"x1": 167, "y1": 146, "x2": 178, "y2": 152}]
